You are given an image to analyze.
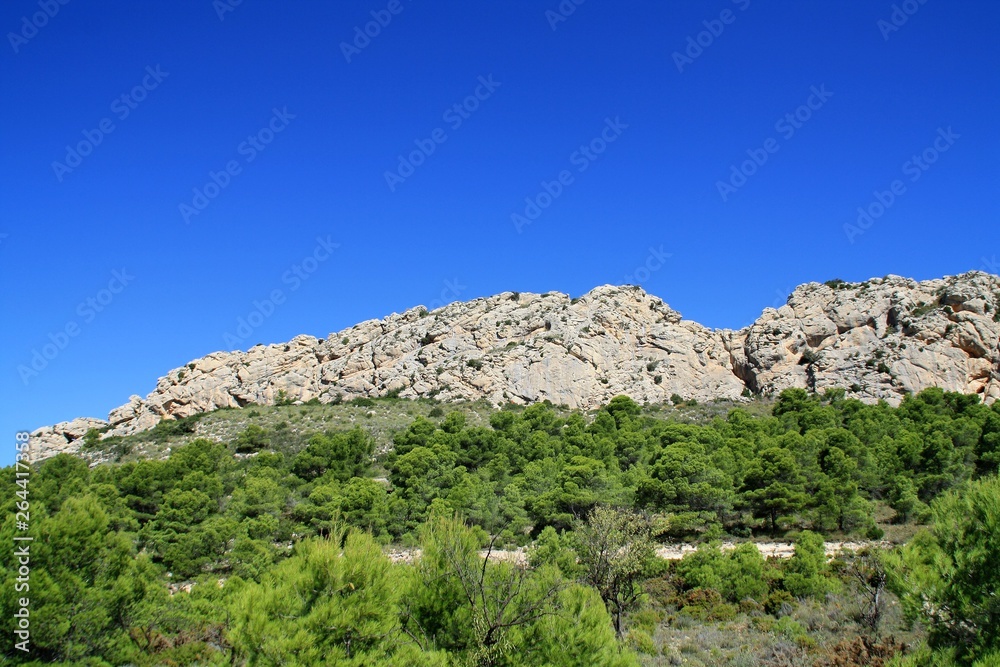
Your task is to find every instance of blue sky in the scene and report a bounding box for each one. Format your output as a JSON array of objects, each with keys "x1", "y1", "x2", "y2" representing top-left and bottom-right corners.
[{"x1": 2, "y1": 0, "x2": 998, "y2": 465}]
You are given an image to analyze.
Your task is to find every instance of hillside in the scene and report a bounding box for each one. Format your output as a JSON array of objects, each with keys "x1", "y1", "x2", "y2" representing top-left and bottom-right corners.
[
  {"x1": 32, "y1": 271, "x2": 1000, "y2": 460},
  {"x1": 8, "y1": 387, "x2": 1000, "y2": 665}
]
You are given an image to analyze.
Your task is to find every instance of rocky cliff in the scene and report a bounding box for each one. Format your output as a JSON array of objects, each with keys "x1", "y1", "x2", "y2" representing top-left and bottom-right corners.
[{"x1": 32, "y1": 272, "x2": 1000, "y2": 459}]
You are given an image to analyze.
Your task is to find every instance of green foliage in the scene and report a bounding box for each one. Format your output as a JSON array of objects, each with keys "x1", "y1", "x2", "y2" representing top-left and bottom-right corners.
[
  {"x1": 742, "y1": 446, "x2": 809, "y2": 532},
  {"x1": 291, "y1": 427, "x2": 374, "y2": 481},
  {"x1": 888, "y1": 476, "x2": 1000, "y2": 665},
  {"x1": 234, "y1": 424, "x2": 268, "y2": 453},
  {"x1": 229, "y1": 528, "x2": 418, "y2": 665},
  {"x1": 4, "y1": 386, "x2": 998, "y2": 664},
  {"x1": 529, "y1": 525, "x2": 582, "y2": 578},
  {"x1": 149, "y1": 413, "x2": 205, "y2": 442},
  {"x1": 783, "y1": 530, "x2": 838, "y2": 599},
  {"x1": 576, "y1": 506, "x2": 655, "y2": 637},
  {"x1": 675, "y1": 542, "x2": 768, "y2": 604},
  {"x1": 521, "y1": 585, "x2": 640, "y2": 667}
]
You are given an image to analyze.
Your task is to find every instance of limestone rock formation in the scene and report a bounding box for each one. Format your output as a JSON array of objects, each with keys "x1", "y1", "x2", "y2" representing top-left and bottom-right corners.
[
  {"x1": 736, "y1": 272, "x2": 1000, "y2": 403},
  {"x1": 31, "y1": 272, "x2": 1000, "y2": 460}
]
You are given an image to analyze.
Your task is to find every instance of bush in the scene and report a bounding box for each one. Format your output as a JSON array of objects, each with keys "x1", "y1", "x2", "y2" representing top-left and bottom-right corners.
[
  {"x1": 888, "y1": 476, "x2": 1000, "y2": 664},
  {"x1": 724, "y1": 543, "x2": 769, "y2": 603},
  {"x1": 625, "y1": 628, "x2": 657, "y2": 655},
  {"x1": 765, "y1": 590, "x2": 795, "y2": 616},
  {"x1": 642, "y1": 576, "x2": 677, "y2": 610},
  {"x1": 149, "y1": 413, "x2": 204, "y2": 442},
  {"x1": 783, "y1": 531, "x2": 837, "y2": 599},
  {"x1": 675, "y1": 544, "x2": 725, "y2": 592},
  {"x1": 234, "y1": 425, "x2": 268, "y2": 453},
  {"x1": 814, "y1": 636, "x2": 907, "y2": 667},
  {"x1": 679, "y1": 588, "x2": 736, "y2": 621},
  {"x1": 676, "y1": 543, "x2": 769, "y2": 604}
]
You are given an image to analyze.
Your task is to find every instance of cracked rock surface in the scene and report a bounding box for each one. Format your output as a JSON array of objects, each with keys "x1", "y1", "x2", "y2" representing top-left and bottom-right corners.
[{"x1": 32, "y1": 272, "x2": 1000, "y2": 460}]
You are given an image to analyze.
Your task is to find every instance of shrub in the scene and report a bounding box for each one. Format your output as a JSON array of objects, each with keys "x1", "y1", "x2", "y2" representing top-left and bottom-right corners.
[
  {"x1": 783, "y1": 531, "x2": 837, "y2": 599},
  {"x1": 149, "y1": 413, "x2": 204, "y2": 442},
  {"x1": 676, "y1": 544, "x2": 725, "y2": 592},
  {"x1": 724, "y1": 543, "x2": 769, "y2": 603},
  {"x1": 235, "y1": 425, "x2": 268, "y2": 453},
  {"x1": 625, "y1": 628, "x2": 657, "y2": 655},
  {"x1": 679, "y1": 588, "x2": 736, "y2": 621},
  {"x1": 814, "y1": 636, "x2": 907, "y2": 667},
  {"x1": 765, "y1": 590, "x2": 795, "y2": 616},
  {"x1": 887, "y1": 476, "x2": 1000, "y2": 664},
  {"x1": 774, "y1": 616, "x2": 808, "y2": 640},
  {"x1": 642, "y1": 576, "x2": 677, "y2": 610}
]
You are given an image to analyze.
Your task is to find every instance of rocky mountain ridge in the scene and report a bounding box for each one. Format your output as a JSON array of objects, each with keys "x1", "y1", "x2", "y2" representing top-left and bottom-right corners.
[{"x1": 32, "y1": 271, "x2": 1000, "y2": 460}]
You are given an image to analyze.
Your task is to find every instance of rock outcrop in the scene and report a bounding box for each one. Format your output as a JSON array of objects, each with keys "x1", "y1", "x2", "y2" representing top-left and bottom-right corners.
[{"x1": 31, "y1": 272, "x2": 1000, "y2": 460}]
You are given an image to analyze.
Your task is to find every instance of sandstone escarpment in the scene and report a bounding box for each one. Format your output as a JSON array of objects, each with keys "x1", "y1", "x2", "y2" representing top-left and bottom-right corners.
[{"x1": 31, "y1": 272, "x2": 1000, "y2": 460}]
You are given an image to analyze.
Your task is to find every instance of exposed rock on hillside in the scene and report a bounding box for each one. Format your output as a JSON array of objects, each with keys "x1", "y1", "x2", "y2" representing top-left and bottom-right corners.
[{"x1": 31, "y1": 272, "x2": 1000, "y2": 460}]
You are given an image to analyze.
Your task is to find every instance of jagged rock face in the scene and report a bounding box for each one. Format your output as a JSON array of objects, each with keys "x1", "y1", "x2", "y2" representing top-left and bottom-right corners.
[
  {"x1": 738, "y1": 273, "x2": 1000, "y2": 403},
  {"x1": 29, "y1": 417, "x2": 108, "y2": 459},
  {"x1": 30, "y1": 272, "x2": 1000, "y2": 460}
]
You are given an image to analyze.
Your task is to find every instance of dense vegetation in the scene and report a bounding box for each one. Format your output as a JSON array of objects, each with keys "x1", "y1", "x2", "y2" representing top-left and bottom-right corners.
[{"x1": 2, "y1": 388, "x2": 999, "y2": 665}]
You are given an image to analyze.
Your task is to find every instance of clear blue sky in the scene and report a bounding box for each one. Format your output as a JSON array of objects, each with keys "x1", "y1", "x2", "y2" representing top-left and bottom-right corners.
[{"x1": 2, "y1": 1, "x2": 998, "y2": 465}]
